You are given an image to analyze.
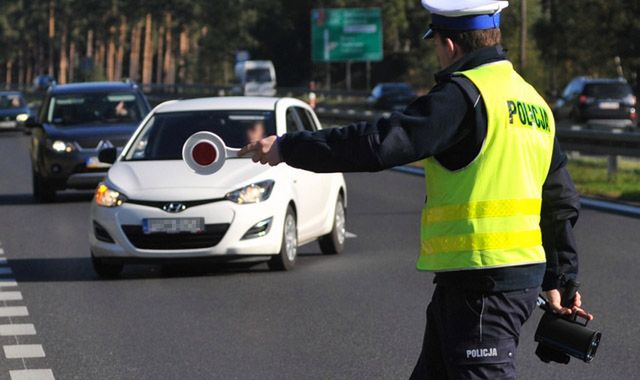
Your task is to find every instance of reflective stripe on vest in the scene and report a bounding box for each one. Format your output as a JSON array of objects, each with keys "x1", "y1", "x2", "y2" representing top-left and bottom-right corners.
[{"x1": 418, "y1": 61, "x2": 555, "y2": 272}]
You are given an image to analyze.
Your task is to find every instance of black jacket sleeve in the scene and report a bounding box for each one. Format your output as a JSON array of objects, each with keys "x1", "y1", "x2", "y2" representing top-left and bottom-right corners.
[
  {"x1": 540, "y1": 138, "x2": 581, "y2": 291},
  {"x1": 277, "y1": 82, "x2": 471, "y2": 173}
]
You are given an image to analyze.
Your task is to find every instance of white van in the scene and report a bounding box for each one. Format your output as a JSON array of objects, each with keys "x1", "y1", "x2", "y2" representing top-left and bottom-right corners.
[{"x1": 232, "y1": 60, "x2": 277, "y2": 96}]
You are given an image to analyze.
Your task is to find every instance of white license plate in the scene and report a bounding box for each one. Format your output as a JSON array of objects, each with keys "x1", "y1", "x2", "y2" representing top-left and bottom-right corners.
[
  {"x1": 86, "y1": 156, "x2": 111, "y2": 169},
  {"x1": 0, "y1": 121, "x2": 16, "y2": 128},
  {"x1": 143, "y1": 218, "x2": 205, "y2": 234},
  {"x1": 598, "y1": 102, "x2": 620, "y2": 110}
]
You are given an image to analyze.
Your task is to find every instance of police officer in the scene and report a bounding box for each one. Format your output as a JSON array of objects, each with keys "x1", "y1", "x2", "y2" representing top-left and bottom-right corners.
[{"x1": 240, "y1": 1, "x2": 593, "y2": 378}]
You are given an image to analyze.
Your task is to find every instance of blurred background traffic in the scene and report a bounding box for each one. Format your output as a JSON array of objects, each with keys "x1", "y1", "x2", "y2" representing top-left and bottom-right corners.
[{"x1": 0, "y1": 0, "x2": 639, "y2": 203}]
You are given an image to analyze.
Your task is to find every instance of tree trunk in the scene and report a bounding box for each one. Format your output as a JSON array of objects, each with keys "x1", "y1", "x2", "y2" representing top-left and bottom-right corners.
[
  {"x1": 6, "y1": 61, "x2": 13, "y2": 87},
  {"x1": 36, "y1": 33, "x2": 45, "y2": 76},
  {"x1": 86, "y1": 29, "x2": 94, "y2": 58},
  {"x1": 163, "y1": 13, "x2": 175, "y2": 85},
  {"x1": 68, "y1": 40, "x2": 76, "y2": 82},
  {"x1": 142, "y1": 14, "x2": 154, "y2": 85},
  {"x1": 26, "y1": 51, "x2": 33, "y2": 87},
  {"x1": 96, "y1": 40, "x2": 105, "y2": 77},
  {"x1": 48, "y1": 0, "x2": 56, "y2": 77},
  {"x1": 519, "y1": 0, "x2": 527, "y2": 70},
  {"x1": 129, "y1": 20, "x2": 143, "y2": 81},
  {"x1": 59, "y1": 24, "x2": 68, "y2": 84},
  {"x1": 115, "y1": 17, "x2": 127, "y2": 81},
  {"x1": 17, "y1": 50, "x2": 24, "y2": 86},
  {"x1": 156, "y1": 25, "x2": 164, "y2": 84},
  {"x1": 107, "y1": 25, "x2": 116, "y2": 81},
  {"x1": 178, "y1": 28, "x2": 189, "y2": 84}
]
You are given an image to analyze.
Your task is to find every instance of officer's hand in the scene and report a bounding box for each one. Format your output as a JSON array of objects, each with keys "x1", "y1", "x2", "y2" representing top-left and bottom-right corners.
[
  {"x1": 545, "y1": 289, "x2": 594, "y2": 321},
  {"x1": 239, "y1": 135, "x2": 281, "y2": 166}
]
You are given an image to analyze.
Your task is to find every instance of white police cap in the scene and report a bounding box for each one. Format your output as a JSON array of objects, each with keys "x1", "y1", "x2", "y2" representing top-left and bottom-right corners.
[{"x1": 421, "y1": 0, "x2": 509, "y2": 39}]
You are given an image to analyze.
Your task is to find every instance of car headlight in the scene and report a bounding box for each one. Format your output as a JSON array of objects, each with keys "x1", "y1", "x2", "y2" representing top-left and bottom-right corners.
[
  {"x1": 48, "y1": 139, "x2": 75, "y2": 153},
  {"x1": 95, "y1": 183, "x2": 127, "y2": 207},
  {"x1": 225, "y1": 180, "x2": 274, "y2": 204}
]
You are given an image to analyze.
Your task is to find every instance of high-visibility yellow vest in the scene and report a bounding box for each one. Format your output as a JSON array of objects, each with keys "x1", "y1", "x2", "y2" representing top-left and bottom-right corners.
[{"x1": 418, "y1": 61, "x2": 555, "y2": 272}]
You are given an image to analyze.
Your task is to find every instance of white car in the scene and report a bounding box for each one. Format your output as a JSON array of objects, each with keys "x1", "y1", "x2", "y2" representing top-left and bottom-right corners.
[{"x1": 89, "y1": 97, "x2": 347, "y2": 277}]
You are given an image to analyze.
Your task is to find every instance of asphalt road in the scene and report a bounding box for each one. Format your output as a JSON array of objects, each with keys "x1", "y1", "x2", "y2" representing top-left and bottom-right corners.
[{"x1": 0, "y1": 129, "x2": 636, "y2": 379}]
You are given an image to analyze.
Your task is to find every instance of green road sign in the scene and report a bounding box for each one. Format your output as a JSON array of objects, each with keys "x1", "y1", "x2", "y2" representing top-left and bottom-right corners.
[{"x1": 311, "y1": 8, "x2": 383, "y2": 62}]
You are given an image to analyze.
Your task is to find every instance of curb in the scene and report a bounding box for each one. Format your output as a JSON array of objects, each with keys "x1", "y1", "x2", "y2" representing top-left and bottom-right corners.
[{"x1": 391, "y1": 166, "x2": 640, "y2": 218}]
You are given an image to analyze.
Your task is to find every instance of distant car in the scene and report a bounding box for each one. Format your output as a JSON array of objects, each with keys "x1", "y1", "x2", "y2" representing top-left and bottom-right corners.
[
  {"x1": 367, "y1": 83, "x2": 416, "y2": 111},
  {"x1": 230, "y1": 60, "x2": 277, "y2": 96},
  {"x1": 89, "y1": 96, "x2": 347, "y2": 277},
  {"x1": 25, "y1": 81, "x2": 151, "y2": 202},
  {"x1": 553, "y1": 77, "x2": 637, "y2": 128},
  {"x1": 0, "y1": 92, "x2": 31, "y2": 130}
]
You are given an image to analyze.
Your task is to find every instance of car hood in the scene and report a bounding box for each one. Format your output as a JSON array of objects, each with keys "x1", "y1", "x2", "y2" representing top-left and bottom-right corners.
[
  {"x1": 106, "y1": 159, "x2": 277, "y2": 200},
  {"x1": 0, "y1": 108, "x2": 29, "y2": 118},
  {"x1": 43, "y1": 122, "x2": 139, "y2": 148}
]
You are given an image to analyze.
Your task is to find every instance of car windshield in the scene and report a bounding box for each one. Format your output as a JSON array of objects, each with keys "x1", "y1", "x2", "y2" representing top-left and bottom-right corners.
[
  {"x1": 0, "y1": 94, "x2": 26, "y2": 109},
  {"x1": 47, "y1": 92, "x2": 144, "y2": 126},
  {"x1": 584, "y1": 83, "x2": 632, "y2": 98},
  {"x1": 123, "y1": 110, "x2": 276, "y2": 161},
  {"x1": 246, "y1": 68, "x2": 272, "y2": 83}
]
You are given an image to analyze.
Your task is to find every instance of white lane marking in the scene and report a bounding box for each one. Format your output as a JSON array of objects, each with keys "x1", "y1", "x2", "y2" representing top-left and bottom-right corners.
[
  {"x1": 0, "y1": 292, "x2": 22, "y2": 301},
  {"x1": 0, "y1": 242, "x2": 55, "y2": 379},
  {"x1": 346, "y1": 232, "x2": 357, "y2": 238},
  {"x1": 0, "y1": 279, "x2": 18, "y2": 287},
  {"x1": 10, "y1": 369, "x2": 55, "y2": 380},
  {"x1": 0, "y1": 306, "x2": 28, "y2": 317},
  {"x1": 3, "y1": 344, "x2": 46, "y2": 359},
  {"x1": 0, "y1": 324, "x2": 36, "y2": 336}
]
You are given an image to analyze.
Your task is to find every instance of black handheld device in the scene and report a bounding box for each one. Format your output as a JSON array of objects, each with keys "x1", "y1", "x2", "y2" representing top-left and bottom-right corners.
[{"x1": 534, "y1": 280, "x2": 601, "y2": 364}]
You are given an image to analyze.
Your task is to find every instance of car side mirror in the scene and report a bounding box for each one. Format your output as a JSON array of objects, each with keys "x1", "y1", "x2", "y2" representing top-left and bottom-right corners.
[{"x1": 98, "y1": 147, "x2": 117, "y2": 164}]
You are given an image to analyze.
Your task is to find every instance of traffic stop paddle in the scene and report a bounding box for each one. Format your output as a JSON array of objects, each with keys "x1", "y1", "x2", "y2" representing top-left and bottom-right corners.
[{"x1": 182, "y1": 131, "x2": 242, "y2": 175}]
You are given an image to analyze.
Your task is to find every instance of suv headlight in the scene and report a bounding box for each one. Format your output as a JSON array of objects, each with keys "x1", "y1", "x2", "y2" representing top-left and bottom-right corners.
[
  {"x1": 225, "y1": 180, "x2": 274, "y2": 204},
  {"x1": 48, "y1": 139, "x2": 75, "y2": 153},
  {"x1": 95, "y1": 183, "x2": 127, "y2": 207}
]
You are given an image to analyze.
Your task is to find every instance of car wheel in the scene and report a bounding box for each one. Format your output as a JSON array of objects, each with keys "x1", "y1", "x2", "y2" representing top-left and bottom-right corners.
[
  {"x1": 32, "y1": 169, "x2": 56, "y2": 203},
  {"x1": 91, "y1": 253, "x2": 124, "y2": 278},
  {"x1": 319, "y1": 195, "x2": 346, "y2": 255},
  {"x1": 268, "y1": 206, "x2": 297, "y2": 271}
]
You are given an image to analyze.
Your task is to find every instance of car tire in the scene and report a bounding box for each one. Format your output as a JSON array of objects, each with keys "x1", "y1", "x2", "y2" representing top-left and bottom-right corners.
[
  {"x1": 268, "y1": 206, "x2": 297, "y2": 271},
  {"x1": 32, "y1": 169, "x2": 56, "y2": 203},
  {"x1": 319, "y1": 195, "x2": 346, "y2": 255},
  {"x1": 91, "y1": 253, "x2": 124, "y2": 278}
]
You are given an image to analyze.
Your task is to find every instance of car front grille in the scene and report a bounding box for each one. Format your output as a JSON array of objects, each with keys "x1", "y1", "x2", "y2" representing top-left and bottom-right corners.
[{"x1": 121, "y1": 224, "x2": 230, "y2": 250}]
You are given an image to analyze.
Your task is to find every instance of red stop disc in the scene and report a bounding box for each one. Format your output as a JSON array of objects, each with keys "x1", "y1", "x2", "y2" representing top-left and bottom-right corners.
[{"x1": 192, "y1": 142, "x2": 217, "y2": 166}]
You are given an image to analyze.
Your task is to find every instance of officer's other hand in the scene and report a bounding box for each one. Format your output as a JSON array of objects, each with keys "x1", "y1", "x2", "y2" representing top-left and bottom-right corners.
[
  {"x1": 239, "y1": 135, "x2": 281, "y2": 166},
  {"x1": 545, "y1": 289, "x2": 594, "y2": 321}
]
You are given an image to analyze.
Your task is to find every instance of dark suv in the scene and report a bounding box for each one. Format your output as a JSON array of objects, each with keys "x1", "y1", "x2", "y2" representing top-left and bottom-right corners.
[
  {"x1": 25, "y1": 81, "x2": 151, "y2": 202},
  {"x1": 553, "y1": 77, "x2": 637, "y2": 128},
  {"x1": 367, "y1": 83, "x2": 417, "y2": 111}
]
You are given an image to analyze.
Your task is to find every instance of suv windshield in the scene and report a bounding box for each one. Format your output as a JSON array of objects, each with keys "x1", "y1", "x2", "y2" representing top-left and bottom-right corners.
[
  {"x1": 123, "y1": 110, "x2": 276, "y2": 161},
  {"x1": 47, "y1": 92, "x2": 144, "y2": 126},
  {"x1": 584, "y1": 83, "x2": 632, "y2": 98},
  {"x1": 0, "y1": 94, "x2": 26, "y2": 109}
]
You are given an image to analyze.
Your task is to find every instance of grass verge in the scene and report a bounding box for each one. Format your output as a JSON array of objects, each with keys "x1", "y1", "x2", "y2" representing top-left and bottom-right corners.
[{"x1": 567, "y1": 156, "x2": 640, "y2": 204}]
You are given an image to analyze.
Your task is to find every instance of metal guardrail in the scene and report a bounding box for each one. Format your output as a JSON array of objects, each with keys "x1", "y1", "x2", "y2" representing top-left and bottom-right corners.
[
  {"x1": 315, "y1": 107, "x2": 640, "y2": 158},
  {"x1": 556, "y1": 128, "x2": 640, "y2": 157}
]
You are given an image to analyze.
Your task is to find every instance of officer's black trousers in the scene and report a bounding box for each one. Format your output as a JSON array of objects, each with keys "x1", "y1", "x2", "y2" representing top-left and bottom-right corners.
[{"x1": 409, "y1": 285, "x2": 539, "y2": 379}]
